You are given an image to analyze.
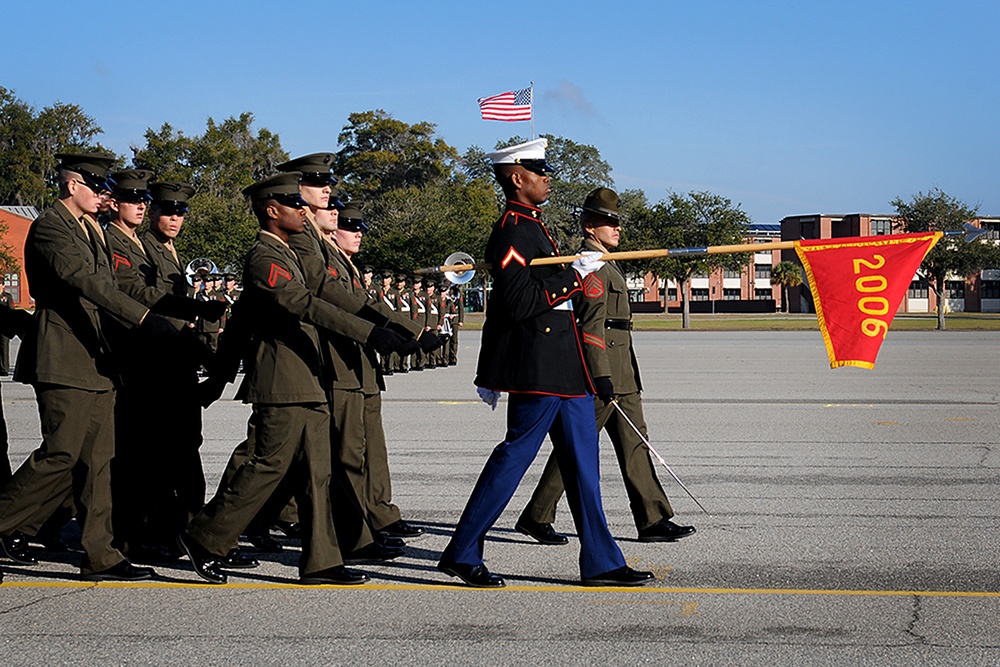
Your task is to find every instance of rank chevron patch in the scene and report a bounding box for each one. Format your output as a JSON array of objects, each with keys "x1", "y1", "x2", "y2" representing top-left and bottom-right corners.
[
  {"x1": 583, "y1": 332, "x2": 605, "y2": 349},
  {"x1": 112, "y1": 253, "x2": 132, "y2": 270},
  {"x1": 584, "y1": 273, "x2": 604, "y2": 298},
  {"x1": 268, "y1": 263, "x2": 293, "y2": 287},
  {"x1": 501, "y1": 246, "x2": 526, "y2": 269}
]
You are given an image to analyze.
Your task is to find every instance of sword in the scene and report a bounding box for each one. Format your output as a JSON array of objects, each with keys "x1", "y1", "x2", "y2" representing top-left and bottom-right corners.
[{"x1": 610, "y1": 399, "x2": 712, "y2": 516}]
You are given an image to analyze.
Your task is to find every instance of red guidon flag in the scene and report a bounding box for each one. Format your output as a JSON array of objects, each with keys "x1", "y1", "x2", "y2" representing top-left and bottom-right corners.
[{"x1": 795, "y1": 232, "x2": 942, "y2": 369}]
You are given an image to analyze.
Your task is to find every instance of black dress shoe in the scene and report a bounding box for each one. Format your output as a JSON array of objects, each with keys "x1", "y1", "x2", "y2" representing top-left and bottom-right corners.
[
  {"x1": 220, "y1": 548, "x2": 259, "y2": 570},
  {"x1": 246, "y1": 533, "x2": 283, "y2": 552},
  {"x1": 637, "y1": 519, "x2": 696, "y2": 542},
  {"x1": 1, "y1": 532, "x2": 38, "y2": 565},
  {"x1": 374, "y1": 532, "x2": 406, "y2": 548},
  {"x1": 344, "y1": 542, "x2": 404, "y2": 565},
  {"x1": 515, "y1": 518, "x2": 569, "y2": 545},
  {"x1": 300, "y1": 565, "x2": 369, "y2": 586},
  {"x1": 582, "y1": 566, "x2": 655, "y2": 587},
  {"x1": 378, "y1": 519, "x2": 424, "y2": 539},
  {"x1": 273, "y1": 521, "x2": 301, "y2": 539},
  {"x1": 82, "y1": 560, "x2": 156, "y2": 582},
  {"x1": 177, "y1": 533, "x2": 228, "y2": 585},
  {"x1": 437, "y1": 560, "x2": 505, "y2": 588}
]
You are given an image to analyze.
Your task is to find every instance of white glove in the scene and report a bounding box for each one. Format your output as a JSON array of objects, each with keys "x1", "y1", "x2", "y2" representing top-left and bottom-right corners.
[
  {"x1": 571, "y1": 250, "x2": 605, "y2": 279},
  {"x1": 476, "y1": 387, "x2": 501, "y2": 410}
]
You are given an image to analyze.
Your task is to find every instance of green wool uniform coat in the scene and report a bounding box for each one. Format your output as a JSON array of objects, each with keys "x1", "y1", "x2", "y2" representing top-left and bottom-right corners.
[
  {"x1": 138, "y1": 227, "x2": 207, "y2": 537},
  {"x1": 0, "y1": 201, "x2": 148, "y2": 574},
  {"x1": 325, "y1": 244, "x2": 402, "y2": 530},
  {"x1": 188, "y1": 231, "x2": 351, "y2": 575}
]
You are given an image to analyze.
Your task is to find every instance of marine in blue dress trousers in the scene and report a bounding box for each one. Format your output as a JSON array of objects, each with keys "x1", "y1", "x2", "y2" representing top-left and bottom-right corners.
[{"x1": 437, "y1": 139, "x2": 654, "y2": 588}]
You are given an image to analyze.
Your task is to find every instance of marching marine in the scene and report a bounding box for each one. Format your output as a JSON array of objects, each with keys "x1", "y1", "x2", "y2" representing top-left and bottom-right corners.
[
  {"x1": 516, "y1": 187, "x2": 696, "y2": 545},
  {"x1": 437, "y1": 139, "x2": 652, "y2": 588}
]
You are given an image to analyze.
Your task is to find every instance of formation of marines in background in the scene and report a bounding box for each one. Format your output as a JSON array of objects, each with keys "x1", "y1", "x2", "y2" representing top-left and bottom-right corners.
[{"x1": 0, "y1": 139, "x2": 692, "y2": 588}]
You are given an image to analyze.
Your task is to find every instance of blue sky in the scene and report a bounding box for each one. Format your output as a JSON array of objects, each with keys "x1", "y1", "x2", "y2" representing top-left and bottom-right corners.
[{"x1": 2, "y1": 1, "x2": 997, "y2": 224}]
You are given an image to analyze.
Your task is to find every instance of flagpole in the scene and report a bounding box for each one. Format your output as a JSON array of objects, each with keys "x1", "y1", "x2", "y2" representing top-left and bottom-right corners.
[
  {"x1": 417, "y1": 239, "x2": 797, "y2": 274},
  {"x1": 417, "y1": 224, "x2": 984, "y2": 275},
  {"x1": 529, "y1": 82, "x2": 535, "y2": 139}
]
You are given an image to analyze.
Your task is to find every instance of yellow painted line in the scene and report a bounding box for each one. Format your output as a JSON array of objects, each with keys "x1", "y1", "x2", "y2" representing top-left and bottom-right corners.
[{"x1": 3, "y1": 580, "x2": 1000, "y2": 598}]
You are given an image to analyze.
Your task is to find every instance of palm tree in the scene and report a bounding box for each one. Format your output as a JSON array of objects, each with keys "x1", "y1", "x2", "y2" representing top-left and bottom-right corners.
[{"x1": 771, "y1": 261, "x2": 803, "y2": 313}]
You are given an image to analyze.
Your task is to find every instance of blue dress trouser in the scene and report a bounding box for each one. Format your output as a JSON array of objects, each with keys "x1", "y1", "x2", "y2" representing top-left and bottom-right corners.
[{"x1": 441, "y1": 393, "x2": 625, "y2": 579}]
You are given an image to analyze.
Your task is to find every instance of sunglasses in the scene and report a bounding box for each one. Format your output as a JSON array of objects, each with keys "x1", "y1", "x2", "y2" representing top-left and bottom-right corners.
[
  {"x1": 72, "y1": 179, "x2": 111, "y2": 196},
  {"x1": 272, "y1": 193, "x2": 307, "y2": 209},
  {"x1": 155, "y1": 201, "x2": 189, "y2": 216},
  {"x1": 115, "y1": 191, "x2": 153, "y2": 205}
]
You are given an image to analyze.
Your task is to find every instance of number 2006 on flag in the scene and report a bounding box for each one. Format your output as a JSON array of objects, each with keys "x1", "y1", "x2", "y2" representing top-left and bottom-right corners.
[{"x1": 853, "y1": 255, "x2": 889, "y2": 338}]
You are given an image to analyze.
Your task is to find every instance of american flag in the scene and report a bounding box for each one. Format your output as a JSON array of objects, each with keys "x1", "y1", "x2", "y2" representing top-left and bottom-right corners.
[{"x1": 478, "y1": 87, "x2": 532, "y2": 122}]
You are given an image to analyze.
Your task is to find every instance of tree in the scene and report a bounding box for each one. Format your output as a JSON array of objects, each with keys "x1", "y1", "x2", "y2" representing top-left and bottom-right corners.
[
  {"x1": 630, "y1": 191, "x2": 752, "y2": 328},
  {"x1": 357, "y1": 180, "x2": 496, "y2": 275},
  {"x1": 335, "y1": 111, "x2": 496, "y2": 278},
  {"x1": 132, "y1": 113, "x2": 288, "y2": 271},
  {"x1": 337, "y1": 110, "x2": 457, "y2": 199},
  {"x1": 0, "y1": 87, "x2": 112, "y2": 209},
  {"x1": 771, "y1": 261, "x2": 803, "y2": 313},
  {"x1": 0, "y1": 221, "x2": 19, "y2": 275},
  {"x1": 891, "y1": 188, "x2": 1000, "y2": 330}
]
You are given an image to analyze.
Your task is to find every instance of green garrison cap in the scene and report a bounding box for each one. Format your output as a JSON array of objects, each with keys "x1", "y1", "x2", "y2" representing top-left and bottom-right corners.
[
  {"x1": 110, "y1": 169, "x2": 154, "y2": 201},
  {"x1": 336, "y1": 201, "x2": 368, "y2": 232},
  {"x1": 242, "y1": 172, "x2": 308, "y2": 208},
  {"x1": 55, "y1": 153, "x2": 116, "y2": 191},
  {"x1": 150, "y1": 182, "x2": 195, "y2": 215},
  {"x1": 277, "y1": 153, "x2": 339, "y2": 185},
  {"x1": 149, "y1": 181, "x2": 195, "y2": 203},
  {"x1": 55, "y1": 153, "x2": 116, "y2": 179},
  {"x1": 581, "y1": 187, "x2": 622, "y2": 221}
]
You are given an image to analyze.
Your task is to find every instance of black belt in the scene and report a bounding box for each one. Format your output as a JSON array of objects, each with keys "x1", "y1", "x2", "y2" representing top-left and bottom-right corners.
[{"x1": 604, "y1": 319, "x2": 632, "y2": 331}]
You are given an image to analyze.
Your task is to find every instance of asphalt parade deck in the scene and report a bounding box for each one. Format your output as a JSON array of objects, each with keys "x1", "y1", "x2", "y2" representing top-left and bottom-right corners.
[{"x1": 1, "y1": 331, "x2": 997, "y2": 665}]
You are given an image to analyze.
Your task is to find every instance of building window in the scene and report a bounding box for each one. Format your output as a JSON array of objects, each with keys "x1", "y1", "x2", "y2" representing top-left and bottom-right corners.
[
  {"x1": 907, "y1": 279, "x2": 928, "y2": 299},
  {"x1": 871, "y1": 219, "x2": 892, "y2": 236},
  {"x1": 946, "y1": 281, "x2": 965, "y2": 299},
  {"x1": 2, "y1": 273, "x2": 19, "y2": 303},
  {"x1": 690, "y1": 288, "x2": 709, "y2": 301},
  {"x1": 723, "y1": 268, "x2": 741, "y2": 279},
  {"x1": 722, "y1": 288, "x2": 741, "y2": 301},
  {"x1": 982, "y1": 281, "x2": 1000, "y2": 299},
  {"x1": 754, "y1": 264, "x2": 771, "y2": 279},
  {"x1": 755, "y1": 288, "x2": 772, "y2": 300},
  {"x1": 691, "y1": 270, "x2": 708, "y2": 279}
]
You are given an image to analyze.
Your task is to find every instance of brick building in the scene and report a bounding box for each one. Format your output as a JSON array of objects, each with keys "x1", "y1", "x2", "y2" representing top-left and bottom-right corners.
[
  {"x1": 779, "y1": 213, "x2": 1000, "y2": 314},
  {"x1": 632, "y1": 223, "x2": 784, "y2": 312},
  {"x1": 0, "y1": 206, "x2": 37, "y2": 309}
]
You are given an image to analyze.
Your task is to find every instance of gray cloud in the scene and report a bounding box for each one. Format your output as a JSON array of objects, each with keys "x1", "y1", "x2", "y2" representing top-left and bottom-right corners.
[{"x1": 541, "y1": 80, "x2": 601, "y2": 119}]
